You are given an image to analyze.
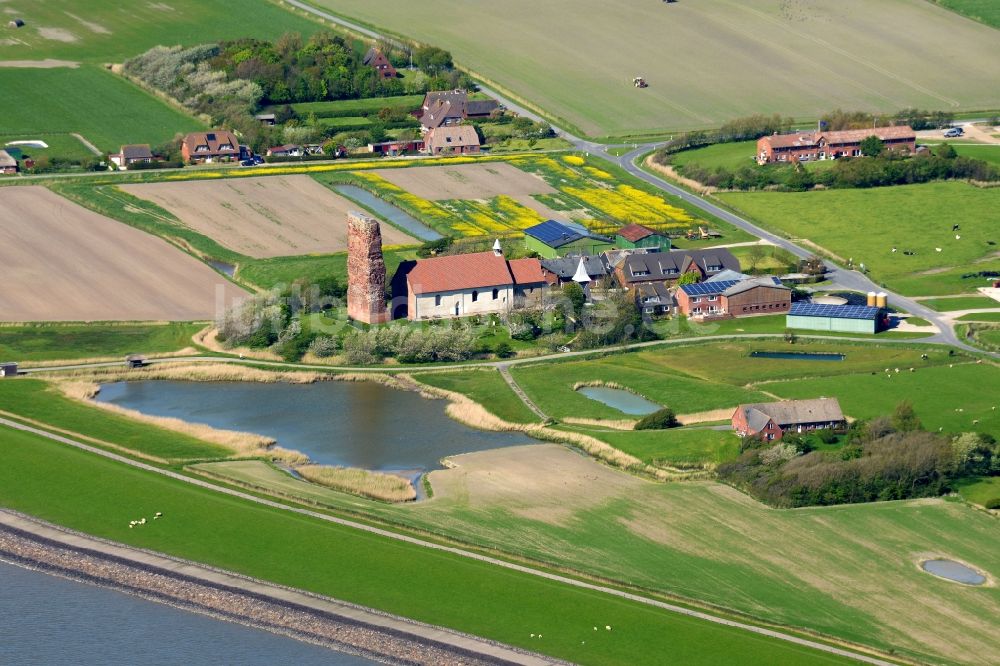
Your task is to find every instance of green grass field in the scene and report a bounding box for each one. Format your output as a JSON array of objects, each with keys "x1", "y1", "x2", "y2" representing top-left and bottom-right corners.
[
  {"x1": 931, "y1": 0, "x2": 1000, "y2": 28},
  {"x1": 560, "y1": 425, "x2": 740, "y2": 466},
  {"x1": 0, "y1": 0, "x2": 328, "y2": 62},
  {"x1": 955, "y1": 476, "x2": 1000, "y2": 507},
  {"x1": 952, "y1": 143, "x2": 1000, "y2": 166},
  {"x1": 413, "y1": 370, "x2": 540, "y2": 424},
  {"x1": 0, "y1": 133, "x2": 97, "y2": 162},
  {"x1": 0, "y1": 379, "x2": 229, "y2": 460},
  {"x1": 0, "y1": 426, "x2": 858, "y2": 666},
  {"x1": 404, "y1": 460, "x2": 1000, "y2": 666},
  {"x1": 312, "y1": 0, "x2": 1000, "y2": 139},
  {"x1": 718, "y1": 182, "x2": 1000, "y2": 296},
  {"x1": 287, "y1": 95, "x2": 425, "y2": 118},
  {"x1": 511, "y1": 353, "x2": 768, "y2": 421},
  {"x1": 316, "y1": 116, "x2": 372, "y2": 129},
  {"x1": 726, "y1": 244, "x2": 798, "y2": 275},
  {"x1": 955, "y1": 312, "x2": 1000, "y2": 322},
  {"x1": 670, "y1": 141, "x2": 759, "y2": 171},
  {"x1": 0, "y1": 67, "x2": 204, "y2": 153},
  {"x1": 764, "y1": 363, "x2": 1000, "y2": 436},
  {"x1": 920, "y1": 296, "x2": 1000, "y2": 311},
  {"x1": 0, "y1": 323, "x2": 203, "y2": 362},
  {"x1": 635, "y1": 340, "x2": 955, "y2": 386}
]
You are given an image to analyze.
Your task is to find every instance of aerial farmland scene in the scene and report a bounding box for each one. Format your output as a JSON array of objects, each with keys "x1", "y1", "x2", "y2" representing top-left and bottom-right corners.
[{"x1": 1, "y1": 1, "x2": 999, "y2": 664}]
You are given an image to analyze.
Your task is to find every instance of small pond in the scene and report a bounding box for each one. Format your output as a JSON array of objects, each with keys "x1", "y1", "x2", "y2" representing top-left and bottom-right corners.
[
  {"x1": 207, "y1": 259, "x2": 236, "y2": 277},
  {"x1": 334, "y1": 185, "x2": 441, "y2": 241},
  {"x1": 749, "y1": 351, "x2": 845, "y2": 362},
  {"x1": 577, "y1": 386, "x2": 661, "y2": 415},
  {"x1": 921, "y1": 559, "x2": 987, "y2": 586},
  {"x1": 96, "y1": 380, "x2": 535, "y2": 472}
]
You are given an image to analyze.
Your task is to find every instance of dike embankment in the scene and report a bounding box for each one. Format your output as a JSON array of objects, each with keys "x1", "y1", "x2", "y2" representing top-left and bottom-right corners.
[{"x1": 0, "y1": 510, "x2": 561, "y2": 666}]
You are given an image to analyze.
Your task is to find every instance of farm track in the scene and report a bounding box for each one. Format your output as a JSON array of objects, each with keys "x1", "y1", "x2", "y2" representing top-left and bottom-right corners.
[
  {"x1": 18, "y1": 331, "x2": 993, "y2": 376},
  {"x1": 0, "y1": 417, "x2": 901, "y2": 666}
]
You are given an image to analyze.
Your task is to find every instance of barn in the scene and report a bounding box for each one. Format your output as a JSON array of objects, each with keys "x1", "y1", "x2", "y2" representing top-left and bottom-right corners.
[
  {"x1": 523, "y1": 220, "x2": 614, "y2": 259},
  {"x1": 786, "y1": 302, "x2": 884, "y2": 334}
]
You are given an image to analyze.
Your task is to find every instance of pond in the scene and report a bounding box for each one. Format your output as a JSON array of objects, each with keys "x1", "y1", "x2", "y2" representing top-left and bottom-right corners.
[
  {"x1": 749, "y1": 351, "x2": 845, "y2": 361},
  {"x1": 921, "y1": 559, "x2": 987, "y2": 586},
  {"x1": 207, "y1": 259, "x2": 236, "y2": 277},
  {"x1": 577, "y1": 386, "x2": 661, "y2": 415},
  {"x1": 95, "y1": 380, "x2": 535, "y2": 473},
  {"x1": 334, "y1": 185, "x2": 441, "y2": 241}
]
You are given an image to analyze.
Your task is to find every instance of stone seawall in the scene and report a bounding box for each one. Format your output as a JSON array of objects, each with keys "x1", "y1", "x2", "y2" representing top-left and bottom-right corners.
[{"x1": 0, "y1": 512, "x2": 559, "y2": 666}]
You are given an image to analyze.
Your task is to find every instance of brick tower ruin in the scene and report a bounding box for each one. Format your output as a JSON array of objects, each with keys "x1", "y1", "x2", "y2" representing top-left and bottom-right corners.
[{"x1": 346, "y1": 211, "x2": 390, "y2": 324}]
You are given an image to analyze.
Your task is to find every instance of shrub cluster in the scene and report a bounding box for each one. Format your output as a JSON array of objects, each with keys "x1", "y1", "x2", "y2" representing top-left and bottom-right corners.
[
  {"x1": 341, "y1": 326, "x2": 476, "y2": 365},
  {"x1": 124, "y1": 44, "x2": 262, "y2": 121},
  {"x1": 634, "y1": 408, "x2": 679, "y2": 430},
  {"x1": 719, "y1": 406, "x2": 999, "y2": 507},
  {"x1": 215, "y1": 277, "x2": 345, "y2": 361}
]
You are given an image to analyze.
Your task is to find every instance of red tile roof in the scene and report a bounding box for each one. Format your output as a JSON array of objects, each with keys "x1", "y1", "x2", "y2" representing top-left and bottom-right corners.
[
  {"x1": 425, "y1": 125, "x2": 480, "y2": 151},
  {"x1": 508, "y1": 258, "x2": 545, "y2": 285},
  {"x1": 406, "y1": 252, "x2": 514, "y2": 295},
  {"x1": 761, "y1": 125, "x2": 915, "y2": 150},
  {"x1": 616, "y1": 223, "x2": 657, "y2": 242}
]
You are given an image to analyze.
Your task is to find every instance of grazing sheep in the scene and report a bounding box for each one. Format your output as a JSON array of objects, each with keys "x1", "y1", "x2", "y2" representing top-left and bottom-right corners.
[{"x1": 935, "y1": 248, "x2": 942, "y2": 252}]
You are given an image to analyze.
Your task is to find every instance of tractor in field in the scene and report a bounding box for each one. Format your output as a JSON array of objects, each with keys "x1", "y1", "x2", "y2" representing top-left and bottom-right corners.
[{"x1": 632, "y1": 76, "x2": 648, "y2": 88}]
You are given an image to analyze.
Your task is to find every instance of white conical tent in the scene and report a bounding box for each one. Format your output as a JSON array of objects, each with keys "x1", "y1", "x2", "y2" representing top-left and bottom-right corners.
[
  {"x1": 493, "y1": 238, "x2": 502, "y2": 256},
  {"x1": 572, "y1": 257, "x2": 590, "y2": 284}
]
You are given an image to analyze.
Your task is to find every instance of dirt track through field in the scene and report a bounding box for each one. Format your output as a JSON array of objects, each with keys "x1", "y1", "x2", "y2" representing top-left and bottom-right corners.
[
  {"x1": 123, "y1": 176, "x2": 417, "y2": 258},
  {"x1": 0, "y1": 186, "x2": 246, "y2": 321}
]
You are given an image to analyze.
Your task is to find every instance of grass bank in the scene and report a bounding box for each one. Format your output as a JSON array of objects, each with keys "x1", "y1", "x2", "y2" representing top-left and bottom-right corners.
[
  {"x1": 0, "y1": 426, "x2": 858, "y2": 666},
  {"x1": 0, "y1": 322, "x2": 203, "y2": 363}
]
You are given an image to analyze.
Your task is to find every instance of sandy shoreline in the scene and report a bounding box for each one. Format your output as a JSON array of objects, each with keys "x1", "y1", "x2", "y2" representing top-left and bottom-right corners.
[{"x1": 0, "y1": 510, "x2": 560, "y2": 666}]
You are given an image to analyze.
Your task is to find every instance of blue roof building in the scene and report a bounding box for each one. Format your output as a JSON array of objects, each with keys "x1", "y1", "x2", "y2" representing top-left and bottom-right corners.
[
  {"x1": 523, "y1": 220, "x2": 614, "y2": 258},
  {"x1": 786, "y1": 302, "x2": 885, "y2": 334}
]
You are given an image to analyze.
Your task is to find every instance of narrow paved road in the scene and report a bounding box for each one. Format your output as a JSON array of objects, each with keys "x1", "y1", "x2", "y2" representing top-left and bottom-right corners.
[{"x1": 0, "y1": 417, "x2": 898, "y2": 666}]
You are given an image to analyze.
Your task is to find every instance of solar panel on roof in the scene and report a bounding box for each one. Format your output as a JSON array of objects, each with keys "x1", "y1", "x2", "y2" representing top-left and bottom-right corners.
[
  {"x1": 524, "y1": 220, "x2": 584, "y2": 246},
  {"x1": 789, "y1": 303, "x2": 880, "y2": 320},
  {"x1": 679, "y1": 280, "x2": 740, "y2": 296}
]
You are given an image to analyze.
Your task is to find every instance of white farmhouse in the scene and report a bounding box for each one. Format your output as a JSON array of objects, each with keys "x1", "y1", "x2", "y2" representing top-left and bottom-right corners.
[{"x1": 400, "y1": 245, "x2": 547, "y2": 321}]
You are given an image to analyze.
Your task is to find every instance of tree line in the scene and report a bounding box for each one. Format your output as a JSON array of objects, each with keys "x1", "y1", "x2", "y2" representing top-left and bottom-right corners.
[{"x1": 124, "y1": 31, "x2": 475, "y2": 154}]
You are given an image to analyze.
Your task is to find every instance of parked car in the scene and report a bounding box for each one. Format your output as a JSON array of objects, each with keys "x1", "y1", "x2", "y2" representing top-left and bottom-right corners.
[
  {"x1": 239, "y1": 159, "x2": 255, "y2": 166},
  {"x1": 252, "y1": 155, "x2": 265, "y2": 165},
  {"x1": 943, "y1": 127, "x2": 963, "y2": 137}
]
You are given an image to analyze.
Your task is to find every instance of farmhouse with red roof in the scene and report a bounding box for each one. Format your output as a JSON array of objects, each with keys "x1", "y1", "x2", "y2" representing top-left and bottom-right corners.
[
  {"x1": 756, "y1": 126, "x2": 915, "y2": 164},
  {"x1": 393, "y1": 242, "x2": 547, "y2": 320}
]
